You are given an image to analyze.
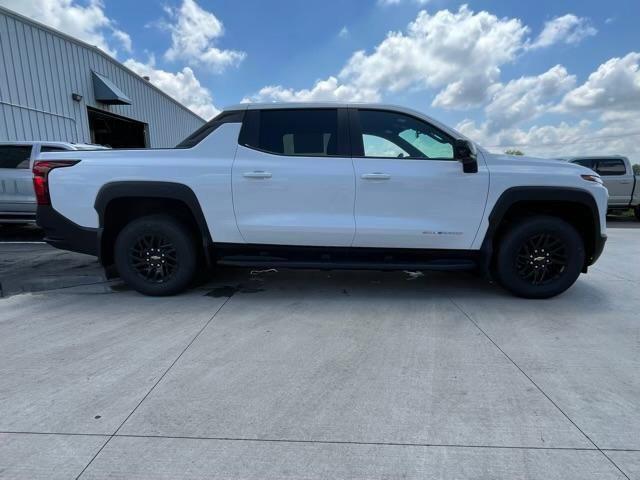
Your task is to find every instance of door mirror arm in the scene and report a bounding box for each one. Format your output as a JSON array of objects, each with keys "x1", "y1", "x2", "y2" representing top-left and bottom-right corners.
[{"x1": 454, "y1": 139, "x2": 478, "y2": 174}]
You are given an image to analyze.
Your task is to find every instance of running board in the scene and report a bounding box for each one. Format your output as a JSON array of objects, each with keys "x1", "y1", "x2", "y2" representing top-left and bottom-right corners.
[{"x1": 217, "y1": 258, "x2": 477, "y2": 271}]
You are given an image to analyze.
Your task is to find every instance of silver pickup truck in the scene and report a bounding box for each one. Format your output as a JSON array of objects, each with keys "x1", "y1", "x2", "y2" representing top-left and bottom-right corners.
[
  {"x1": 566, "y1": 156, "x2": 640, "y2": 220},
  {"x1": 0, "y1": 141, "x2": 108, "y2": 223}
]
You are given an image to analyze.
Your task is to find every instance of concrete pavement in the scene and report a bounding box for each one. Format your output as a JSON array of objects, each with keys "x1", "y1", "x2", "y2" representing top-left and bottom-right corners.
[{"x1": 0, "y1": 228, "x2": 639, "y2": 479}]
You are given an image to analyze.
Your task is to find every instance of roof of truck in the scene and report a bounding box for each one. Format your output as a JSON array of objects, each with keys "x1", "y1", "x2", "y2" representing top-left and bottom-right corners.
[{"x1": 221, "y1": 102, "x2": 465, "y2": 140}]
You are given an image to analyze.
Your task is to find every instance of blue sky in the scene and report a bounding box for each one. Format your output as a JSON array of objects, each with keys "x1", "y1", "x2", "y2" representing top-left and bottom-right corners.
[{"x1": 3, "y1": 0, "x2": 640, "y2": 160}]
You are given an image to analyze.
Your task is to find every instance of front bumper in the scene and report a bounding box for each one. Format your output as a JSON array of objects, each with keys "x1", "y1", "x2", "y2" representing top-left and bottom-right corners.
[
  {"x1": 589, "y1": 233, "x2": 607, "y2": 266},
  {"x1": 36, "y1": 205, "x2": 98, "y2": 257}
]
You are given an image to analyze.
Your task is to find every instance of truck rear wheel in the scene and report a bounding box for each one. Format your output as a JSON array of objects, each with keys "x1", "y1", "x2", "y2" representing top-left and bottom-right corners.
[
  {"x1": 114, "y1": 214, "x2": 197, "y2": 296},
  {"x1": 496, "y1": 216, "x2": 584, "y2": 299},
  {"x1": 635, "y1": 206, "x2": 640, "y2": 221}
]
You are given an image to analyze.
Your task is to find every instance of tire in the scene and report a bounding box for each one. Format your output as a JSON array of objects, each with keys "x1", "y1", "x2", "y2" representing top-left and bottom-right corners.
[
  {"x1": 496, "y1": 216, "x2": 585, "y2": 299},
  {"x1": 114, "y1": 214, "x2": 197, "y2": 296},
  {"x1": 635, "y1": 206, "x2": 640, "y2": 221}
]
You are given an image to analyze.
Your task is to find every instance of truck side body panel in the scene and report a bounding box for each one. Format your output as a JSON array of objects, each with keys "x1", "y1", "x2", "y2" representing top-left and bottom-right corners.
[{"x1": 47, "y1": 123, "x2": 245, "y2": 244}]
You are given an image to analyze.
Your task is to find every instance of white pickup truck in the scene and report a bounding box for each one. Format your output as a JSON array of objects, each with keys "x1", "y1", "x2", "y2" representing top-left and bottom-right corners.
[
  {"x1": 35, "y1": 103, "x2": 608, "y2": 298},
  {"x1": 565, "y1": 156, "x2": 639, "y2": 220}
]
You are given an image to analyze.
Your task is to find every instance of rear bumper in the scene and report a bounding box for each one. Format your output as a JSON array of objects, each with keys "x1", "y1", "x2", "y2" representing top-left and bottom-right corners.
[{"x1": 36, "y1": 206, "x2": 98, "y2": 257}]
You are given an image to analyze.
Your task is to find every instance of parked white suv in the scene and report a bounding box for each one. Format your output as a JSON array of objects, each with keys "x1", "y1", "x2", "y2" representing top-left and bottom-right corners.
[
  {"x1": 35, "y1": 104, "x2": 608, "y2": 298},
  {"x1": 0, "y1": 141, "x2": 108, "y2": 223}
]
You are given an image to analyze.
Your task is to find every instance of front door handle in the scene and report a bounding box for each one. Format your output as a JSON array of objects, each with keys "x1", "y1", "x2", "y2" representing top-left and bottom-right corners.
[
  {"x1": 361, "y1": 173, "x2": 391, "y2": 180},
  {"x1": 243, "y1": 171, "x2": 272, "y2": 179}
]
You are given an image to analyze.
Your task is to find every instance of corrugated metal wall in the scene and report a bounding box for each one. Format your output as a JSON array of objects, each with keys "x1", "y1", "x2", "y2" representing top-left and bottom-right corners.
[{"x1": 0, "y1": 7, "x2": 205, "y2": 147}]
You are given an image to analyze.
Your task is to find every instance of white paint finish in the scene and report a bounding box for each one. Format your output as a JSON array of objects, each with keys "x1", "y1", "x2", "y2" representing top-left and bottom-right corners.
[
  {"x1": 42, "y1": 103, "x2": 609, "y2": 254},
  {"x1": 471, "y1": 151, "x2": 609, "y2": 249},
  {"x1": 352, "y1": 155, "x2": 489, "y2": 249},
  {"x1": 48, "y1": 124, "x2": 245, "y2": 243},
  {"x1": 232, "y1": 145, "x2": 356, "y2": 246}
]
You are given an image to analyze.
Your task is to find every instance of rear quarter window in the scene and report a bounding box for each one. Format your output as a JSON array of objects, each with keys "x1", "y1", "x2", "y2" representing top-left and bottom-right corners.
[
  {"x1": 596, "y1": 159, "x2": 626, "y2": 176},
  {"x1": 176, "y1": 110, "x2": 244, "y2": 148},
  {"x1": 0, "y1": 145, "x2": 32, "y2": 169}
]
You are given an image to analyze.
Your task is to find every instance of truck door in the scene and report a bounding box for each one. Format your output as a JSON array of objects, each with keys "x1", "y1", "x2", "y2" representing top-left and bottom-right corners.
[
  {"x1": 595, "y1": 158, "x2": 631, "y2": 206},
  {"x1": 232, "y1": 108, "x2": 356, "y2": 246},
  {"x1": 349, "y1": 108, "x2": 489, "y2": 249}
]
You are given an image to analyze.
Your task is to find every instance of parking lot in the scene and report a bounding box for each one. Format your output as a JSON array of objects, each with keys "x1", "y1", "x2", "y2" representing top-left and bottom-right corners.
[{"x1": 0, "y1": 222, "x2": 639, "y2": 479}]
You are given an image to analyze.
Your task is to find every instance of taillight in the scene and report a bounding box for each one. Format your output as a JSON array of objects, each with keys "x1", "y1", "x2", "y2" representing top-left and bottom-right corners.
[{"x1": 32, "y1": 160, "x2": 80, "y2": 205}]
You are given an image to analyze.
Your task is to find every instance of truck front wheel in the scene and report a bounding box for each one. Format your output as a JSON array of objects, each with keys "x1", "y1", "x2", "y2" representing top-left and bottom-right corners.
[
  {"x1": 114, "y1": 214, "x2": 197, "y2": 296},
  {"x1": 496, "y1": 216, "x2": 585, "y2": 299},
  {"x1": 635, "y1": 206, "x2": 640, "y2": 221}
]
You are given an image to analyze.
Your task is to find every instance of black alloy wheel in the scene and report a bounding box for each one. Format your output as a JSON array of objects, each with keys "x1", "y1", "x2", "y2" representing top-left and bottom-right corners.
[
  {"x1": 496, "y1": 216, "x2": 584, "y2": 299},
  {"x1": 515, "y1": 232, "x2": 568, "y2": 286},
  {"x1": 129, "y1": 233, "x2": 178, "y2": 283},
  {"x1": 114, "y1": 214, "x2": 197, "y2": 296}
]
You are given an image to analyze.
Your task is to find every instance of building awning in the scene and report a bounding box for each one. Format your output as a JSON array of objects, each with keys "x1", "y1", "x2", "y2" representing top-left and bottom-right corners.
[{"x1": 92, "y1": 71, "x2": 131, "y2": 105}]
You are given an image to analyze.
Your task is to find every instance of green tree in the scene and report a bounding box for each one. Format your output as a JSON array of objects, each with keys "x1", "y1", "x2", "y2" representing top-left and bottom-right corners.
[
  {"x1": 505, "y1": 149, "x2": 525, "y2": 156},
  {"x1": 633, "y1": 164, "x2": 640, "y2": 175}
]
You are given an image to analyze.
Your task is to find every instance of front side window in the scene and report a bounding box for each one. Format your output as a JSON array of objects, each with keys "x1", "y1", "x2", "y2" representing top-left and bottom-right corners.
[
  {"x1": 596, "y1": 159, "x2": 626, "y2": 176},
  {"x1": 0, "y1": 146, "x2": 32, "y2": 169},
  {"x1": 254, "y1": 109, "x2": 339, "y2": 156},
  {"x1": 357, "y1": 110, "x2": 455, "y2": 160},
  {"x1": 573, "y1": 159, "x2": 594, "y2": 169}
]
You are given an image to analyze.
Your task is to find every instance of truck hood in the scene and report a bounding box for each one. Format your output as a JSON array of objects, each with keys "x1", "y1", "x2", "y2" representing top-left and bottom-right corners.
[{"x1": 482, "y1": 151, "x2": 593, "y2": 175}]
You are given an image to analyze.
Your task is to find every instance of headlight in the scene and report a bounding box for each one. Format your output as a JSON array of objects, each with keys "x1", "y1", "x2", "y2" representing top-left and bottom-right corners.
[{"x1": 581, "y1": 174, "x2": 603, "y2": 185}]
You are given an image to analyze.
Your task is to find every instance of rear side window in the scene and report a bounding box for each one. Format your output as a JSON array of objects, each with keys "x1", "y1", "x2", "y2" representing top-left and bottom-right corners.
[
  {"x1": 40, "y1": 146, "x2": 69, "y2": 152},
  {"x1": 596, "y1": 159, "x2": 626, "y2": 176},
  {"x1": 242, "y1": 109, "x2": 339, "y2": 157},
  {"x1": 176, "y1": 110, "x2": 244, "y2": 148},
  {"x1": 0, "y1": 145, "x2": 32, "y2": 169}
]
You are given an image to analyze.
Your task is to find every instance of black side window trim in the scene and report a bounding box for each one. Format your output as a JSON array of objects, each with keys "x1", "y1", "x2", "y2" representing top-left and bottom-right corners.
[
  {"x1": 349, "y1": 107, "x2": 457, "y2": 161},
  {"x1": 176, "y1": 110, "x2": 245, "y2": 148},
  {"x1": 238, "y1": 108, "x2": 351, "y2": 158}
]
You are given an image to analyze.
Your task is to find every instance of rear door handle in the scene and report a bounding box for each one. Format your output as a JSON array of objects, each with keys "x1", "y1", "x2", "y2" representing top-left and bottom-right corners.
[
  {"x1": 243, "y1": 171, "x2": 272, "y2": 179},
  {"x1": 361, "y1": 173, "x2": 391, "y2": 180}
]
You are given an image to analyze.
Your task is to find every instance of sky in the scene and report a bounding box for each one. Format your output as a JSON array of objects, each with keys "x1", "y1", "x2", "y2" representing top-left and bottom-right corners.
[{"x1": 2, "y1": 0, "x2": 640, "y2": 162}]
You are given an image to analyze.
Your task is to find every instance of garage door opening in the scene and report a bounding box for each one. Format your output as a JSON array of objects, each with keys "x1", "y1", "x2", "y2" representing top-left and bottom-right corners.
[{"x1": 88, "y1": 107, "x2": 148, "y2": 148}]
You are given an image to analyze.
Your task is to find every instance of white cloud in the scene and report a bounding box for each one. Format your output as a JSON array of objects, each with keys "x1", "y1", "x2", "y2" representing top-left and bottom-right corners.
[
  {"x1": 459, "y1": 117, "x2": 640, "y2": 163},
  {"x1": 559, "y1": 52, "x2": 640, "y2": 112},
  {"x1": 340, "y1": 6, "x2": 529, "y2": 108},
  {"x1": 454, "y1": 53, "x2": 640, "y2": 163},
  {"x1": 242, "y1": 76, "x2": 380, "y2": 103},
  {"x1": 112, "y1": 29, "x2": 132, "y2": 53},
  {"x1": 244, "y1": 6, "x2": 531, "y2": 109},
  {"x1": 484, "y1": 65, "x2": 576, "y2": 131},
  {"x1": 0, "y1": 0, "x2": 131, "y2": 56},
  {"x1": 163, "y1": 0, "x2": 245, "y2": 73},
  {"x1": 124, "y1": 57, "x2": 219, "y2": 120},
  {"x1": 529, "y1": 14, "x2": 596, "y2": 49},
  {"x1": 338, "y1": 26, "x2": 349, "y2": 38}
]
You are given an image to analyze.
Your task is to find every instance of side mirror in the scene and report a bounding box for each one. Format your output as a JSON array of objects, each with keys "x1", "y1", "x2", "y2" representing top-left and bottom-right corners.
[{"x1": 454, "y1": 139, "x2": 478, "y2": 174}]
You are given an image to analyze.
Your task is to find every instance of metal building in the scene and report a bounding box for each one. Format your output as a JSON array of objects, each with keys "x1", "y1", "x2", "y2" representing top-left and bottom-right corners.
[{"x1": 0, "y1": 6, "x2": 205, "y2": 148}]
